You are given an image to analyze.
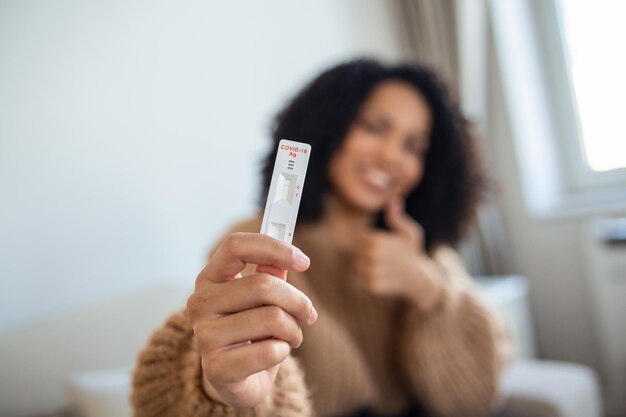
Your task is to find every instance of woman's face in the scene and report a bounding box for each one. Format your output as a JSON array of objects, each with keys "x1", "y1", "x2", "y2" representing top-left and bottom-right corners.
[{"x1": 328, "y1": 80, "x2": 432, "y2": 214}]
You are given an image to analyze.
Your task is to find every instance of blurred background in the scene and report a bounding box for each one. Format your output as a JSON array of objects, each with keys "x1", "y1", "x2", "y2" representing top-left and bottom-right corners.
[{"x1": 1, "y1": 1, "x2": 625, "y2": 416}]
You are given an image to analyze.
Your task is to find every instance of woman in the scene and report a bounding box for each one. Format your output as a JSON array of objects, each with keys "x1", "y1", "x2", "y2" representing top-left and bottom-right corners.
[{"x1": 131, "y1": 59, "x2": 510, "y2": 417}]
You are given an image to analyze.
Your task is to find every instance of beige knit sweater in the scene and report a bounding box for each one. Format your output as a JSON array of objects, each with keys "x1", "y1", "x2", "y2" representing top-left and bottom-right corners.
[{"x1": 132, "y1": 217, "x2": 510, "y2": 417}]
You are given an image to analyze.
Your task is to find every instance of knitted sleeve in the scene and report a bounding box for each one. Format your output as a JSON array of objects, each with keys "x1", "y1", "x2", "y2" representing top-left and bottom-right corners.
[
  {"x1": 400, "y1": 246, "x2": 512, "y2": 417},
  {"x1": 131, "y1": 310, "x2": 312, "y2": 417}
]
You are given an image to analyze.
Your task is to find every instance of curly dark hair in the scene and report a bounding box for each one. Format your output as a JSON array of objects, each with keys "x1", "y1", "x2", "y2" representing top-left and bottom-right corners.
[{"x1": 259, "y1": 59, "x2": 487, "y2": 252}]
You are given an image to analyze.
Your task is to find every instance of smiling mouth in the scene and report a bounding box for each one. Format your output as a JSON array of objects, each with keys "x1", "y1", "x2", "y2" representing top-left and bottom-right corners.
[{"x1": 360, "y1": 167, "x2": 393, "y2": 192}]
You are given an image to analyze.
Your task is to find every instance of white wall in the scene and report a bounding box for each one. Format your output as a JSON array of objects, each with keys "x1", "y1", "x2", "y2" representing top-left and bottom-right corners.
[
  {"x1": 0, "y1": 0, "x2": 405, "y2": 331},
  {"x1": 0, "y1": 1, "x2": 406, "y2": 414}
]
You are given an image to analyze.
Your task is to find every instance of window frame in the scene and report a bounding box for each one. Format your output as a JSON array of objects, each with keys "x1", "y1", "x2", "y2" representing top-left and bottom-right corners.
[
  {"x1": 534, "y1": 0, "x2": 626, "y2": 190},
  {"x1": 489, "y1": 0, "x2": 626, "y2": 219}
]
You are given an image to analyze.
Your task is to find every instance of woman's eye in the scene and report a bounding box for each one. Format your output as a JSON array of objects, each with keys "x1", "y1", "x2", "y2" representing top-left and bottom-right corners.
[
  {"x1": 405, "y1": 140, "x2": 427, "y2": 156},
  {"x1": 360, "y1": 119, "x2": 385, "y2": 135}
]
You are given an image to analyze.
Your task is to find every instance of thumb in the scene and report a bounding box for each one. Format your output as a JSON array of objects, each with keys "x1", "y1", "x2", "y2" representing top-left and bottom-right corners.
[{"x1": 385, "y1": 197, "x2": 421, "y2": 244}]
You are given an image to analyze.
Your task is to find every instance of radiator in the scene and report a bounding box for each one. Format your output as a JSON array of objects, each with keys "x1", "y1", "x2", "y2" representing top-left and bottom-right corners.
[{"x1": 586, "y1": 216, "x2": 626, "y2": 416}]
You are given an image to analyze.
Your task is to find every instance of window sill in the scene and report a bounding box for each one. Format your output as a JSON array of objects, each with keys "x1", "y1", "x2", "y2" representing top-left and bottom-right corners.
[{"x1": 531, "y1": 185, "x2": 626, "y2": 220}]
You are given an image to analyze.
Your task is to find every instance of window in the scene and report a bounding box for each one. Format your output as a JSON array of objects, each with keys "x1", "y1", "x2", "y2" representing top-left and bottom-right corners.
[
  {"x1": 543, "y1": 0, "x2": 626, "y2": 191},
  {"x1": 557, "y1": 0, "x2": 626, "y2": 173},
  {"x1": 490, "y1": 0, "x2": 626, "y2": 217}
]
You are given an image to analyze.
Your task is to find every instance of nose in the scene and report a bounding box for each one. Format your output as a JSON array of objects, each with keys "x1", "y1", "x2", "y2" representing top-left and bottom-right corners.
[{"x1": 378, "y1": 136, "x2": 403, "y2": 165}]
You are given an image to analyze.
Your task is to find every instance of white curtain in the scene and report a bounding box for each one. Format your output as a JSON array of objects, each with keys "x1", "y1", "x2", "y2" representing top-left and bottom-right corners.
[{"x1": 396, "y1": 0, "x2": 459, "y2": 83}]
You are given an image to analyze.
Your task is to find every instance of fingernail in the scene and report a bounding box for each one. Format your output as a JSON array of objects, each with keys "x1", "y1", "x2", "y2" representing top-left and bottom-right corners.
[
  {"x1": 293, "y1": 249, "x2": 310, "y2": 269},
  {"x1": 309, "y1": 307, "x2": 318, "y2": 324}
]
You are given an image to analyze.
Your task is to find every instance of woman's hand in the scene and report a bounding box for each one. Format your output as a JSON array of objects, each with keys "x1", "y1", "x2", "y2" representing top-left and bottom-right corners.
[
  {"x1": 354, "y1": 198, "x2": 445, "y2": 311},
  {"x1": 186, "y1": 233, "x2": 318, "y2": 408}
]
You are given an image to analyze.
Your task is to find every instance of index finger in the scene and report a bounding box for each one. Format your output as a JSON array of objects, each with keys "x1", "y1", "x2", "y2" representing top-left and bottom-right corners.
[
  {"x1": 200, "y1": 232, "x2": 310, "y2": 283},
  {"x1": 384, "y1": 197, "x2": 422, "y2": 245}
]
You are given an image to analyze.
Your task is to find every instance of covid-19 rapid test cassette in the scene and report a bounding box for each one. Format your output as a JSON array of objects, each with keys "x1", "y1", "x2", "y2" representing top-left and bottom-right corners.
[{"x1": 260, "y1": 140, "x2": 311, "y2": 244}]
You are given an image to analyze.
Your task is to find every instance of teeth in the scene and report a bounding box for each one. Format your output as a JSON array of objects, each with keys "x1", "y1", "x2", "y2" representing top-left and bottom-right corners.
[{"x1": 364, "y1": 168, "x2": 391, "y2": 188}]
